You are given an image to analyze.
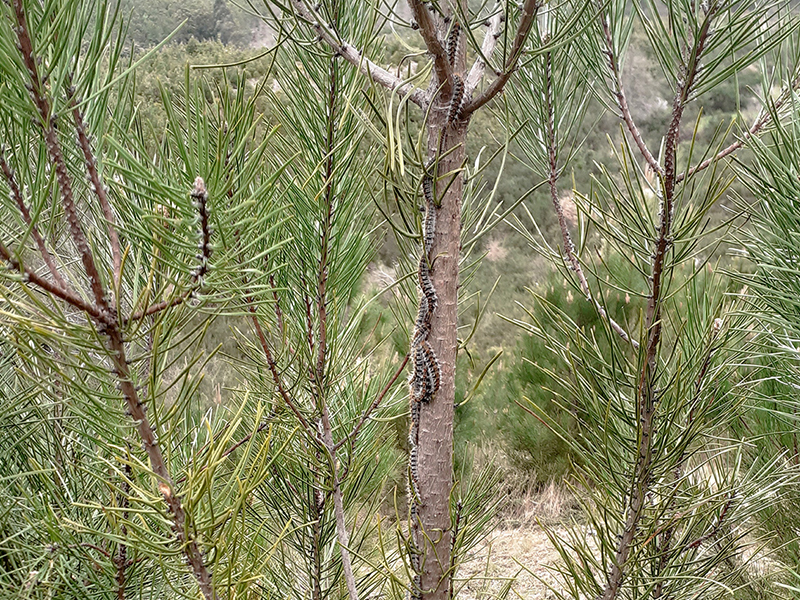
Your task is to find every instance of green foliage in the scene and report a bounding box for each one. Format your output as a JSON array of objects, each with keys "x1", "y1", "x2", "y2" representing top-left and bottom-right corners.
[{"x1": 121, "y1": 0, "x2": 257, "y2": 47}]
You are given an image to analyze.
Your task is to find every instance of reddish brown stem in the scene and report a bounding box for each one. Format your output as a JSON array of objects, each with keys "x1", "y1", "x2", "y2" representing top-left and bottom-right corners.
[
  {"x1": 677, "y1": 73, "x2": 800, "y2": 183},
  {"x1": 68, "y1": 92, "x2": 122, "y2": 289},
  {"x1": 407, "y1": 0, "x2": 454, "y2": 95},
  {"x1": 107, "y1": 328, "x2": 216, "y2": 600},
  {"x1": 597, "y1": 2, "x2": 663, "y2": 178},
  {"x1": 12, "y1": 0, "x2": 108, "y2": 311},
  {"x1": 115, "y1": 461, "x2": 131, "y2": 600},
  {"x1": 600, "y1": 8, "x2": 716, "y2": 600},
  {"x1": 542, "y1": 50, "x2": 637, "y2": 347},
  {"x1": 335, "y1": 353, "x2": 410, "y2": 452},
  {"x1": 0, "y1": 240, "x2": 106, "y2": 321},
  {"x1": 0, "y1": 151, "x2": 69, "y2": 291}
]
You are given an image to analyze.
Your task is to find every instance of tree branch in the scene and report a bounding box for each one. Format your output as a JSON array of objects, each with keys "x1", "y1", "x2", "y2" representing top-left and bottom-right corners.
[
  {"x1": 407, "y1": 0, "x2": 453, "y2": 92},
  {"x1": 68, "y1": 91, "x2": 122, "y2": 290},
  {"x1": 461, "y1": 0, "x2": 539, "y2": 116},
  {"x1": 335, "y1": 353, "x2": 410, "y2": 452},
  {"x1": 0, "y1": 150, "x2": 69, "y2": 291},
  {"x1": 286, "y1": 0, "x2": 427, "y2": 106},
  {"x1": 600, "y1": 10, "x2": 716, "y2": 599},
  {"x1": 249, "y1": 304, "x2": 319, "y2": 440},
  {"x1": 597, "y1": 2, "x2": 663, "y2": 177},
  {"x1": 0, "y1": 240, "x2": 106, "y2": 322},
  {"x1": 464, "y1": 4, "x2": 503, "y2": 93},
  {"x1": 310, "y1": 54, "x2": 360, "y2": 600},
  {"x1": 12, "y1": 0, "x2": 109, "y2": 312},
  {"x1": 677, "y1": 73, "x2": 800, "y2": 183}
]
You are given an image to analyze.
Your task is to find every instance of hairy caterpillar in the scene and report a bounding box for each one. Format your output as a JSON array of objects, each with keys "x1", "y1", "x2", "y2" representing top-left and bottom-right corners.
[
  {"x1": 446, "y1": 20, "x2": 461, "y2": 68},
  {"x1": 447, "y1": 74, "x2": 464, "y2": 124},
  {"x1": 190, "y1": 177, "x2": 212, "y2": 284}
]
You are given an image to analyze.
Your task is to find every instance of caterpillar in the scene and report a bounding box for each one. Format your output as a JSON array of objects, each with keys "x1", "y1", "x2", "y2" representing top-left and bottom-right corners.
[
  {"x1": 447, "y1": 74, "x2": 464, "y2": 125},
  {"x1": 446, "y1": 20, "x2": 461, "y2": 68},
  {"x1": 420, "y1": 339, "x2": 440, "y2": 400},
  {"x1": 190, "y1": 177, "x2": 212, "y2": 284}
]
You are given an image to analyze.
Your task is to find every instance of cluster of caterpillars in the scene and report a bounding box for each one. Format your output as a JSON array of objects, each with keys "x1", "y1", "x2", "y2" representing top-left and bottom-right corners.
[
  {"x1": 407, "y1": 157, "x2": 440, "y2": 600},
  {"x1": 407, "y1": 18, "x2": 463, "y2": 599}
]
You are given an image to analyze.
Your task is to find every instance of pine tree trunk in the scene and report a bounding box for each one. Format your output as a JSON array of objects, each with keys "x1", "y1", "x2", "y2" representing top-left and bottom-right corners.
[{"x1": 416, "y1": 105, "x2": 467, "y2": 599}]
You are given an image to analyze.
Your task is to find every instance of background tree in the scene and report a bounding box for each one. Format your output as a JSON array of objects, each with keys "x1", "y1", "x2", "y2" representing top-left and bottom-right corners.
[{"x1": 511, "y1": 1, "x2": 800, "y2": 598}]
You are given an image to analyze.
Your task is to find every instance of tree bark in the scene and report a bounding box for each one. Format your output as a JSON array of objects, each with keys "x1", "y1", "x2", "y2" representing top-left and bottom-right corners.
[{"x1": 416, "y1": 101, "x2": 467, "y2": 600}]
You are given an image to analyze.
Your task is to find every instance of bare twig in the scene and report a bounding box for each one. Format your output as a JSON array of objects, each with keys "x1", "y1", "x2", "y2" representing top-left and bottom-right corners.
[
  {"x1": 249, "y1": 305, "x2": 318, "y2": 440},
  {"x1": 107, "y1": 329, "x2": 216, "y2": 600},
  {"x1": 462, "y1": 0, "x2": 540, "y2": 116},
  {"x1": 676, "y1": 73, "x2": 800, "y2": 183},
  {"x1": 652, "y1": 322, "x2": 720, "y2": 599},
  {"x1": 597, "y1": 2, "x2": 663, "y2": 177},
  {"x1": 125, "y1": 290, "x2": 193, "y2": 323},
  {"x1": 286, "y1": 0, "x2": 426, "y2": 106},
  {"x1": 464, "y1": 3, "x2": 503, "y2": 92},
  {"x1": 335, "y1": 353, "x2": 410, "y2": 452},
  {"x1": 687, "y1": 494, "x2": 734, "y2": 549},
  {"x1": 0, "y1": 150, "x2": 69, "y2": 291}
]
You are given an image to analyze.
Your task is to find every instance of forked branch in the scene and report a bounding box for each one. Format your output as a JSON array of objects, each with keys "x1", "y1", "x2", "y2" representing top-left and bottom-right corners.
[
  {"x1": 677, "y1": 73, "x2": 800, "y2": 183},
  {"x1": 462, "y1": 0, "x2": 540, "y2": 116},
  {"x1": 597, "y1": 2, "x2": 663, "y2": 177},
  {"x1": 407, "y1": 0, "x2": 453, "y2": 91},
  {"x1": 599, "y1": 8, "x2": 716, "y2": 599}
]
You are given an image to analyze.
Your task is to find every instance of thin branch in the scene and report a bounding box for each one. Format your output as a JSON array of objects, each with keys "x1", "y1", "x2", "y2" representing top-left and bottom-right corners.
[
  {"x1": 286, "y1": 0, "x2": 426, "y2": 106},
  {"x1": 68, "y1": 91, "x2": 122, "y2": 289},
  {"x1": 106, "y1": 328, "x2": 216, "y2": 600},
  {"x1": 267, "y1": 256, "x2": 285, "y2": 338},
  {"x1": 542, "y1": 51, "x2": 638, "y2": 348},
  {"x1": 464, "y1": 3, "x2": 503, "y2": 92},
  {"x1": 407, "y1": 0, "x2": 453, "y2": 92},
  {"x1": 125, "y1": 289, "x2": 193, "y2": 323},
  {"x1": 335, "y1": 353, "x2": 410, "y2": 452},
  {"x1": 597, "y1": 2, "x2": 663, "y2": 177},
  {"x1": 686, "y1": 494, "x2": 734, "y2": 550},
  {"x1": 249, "y1": 304, "x2": 319, "y2": 439},
  {"x1": 0, "y1": 240, "x2": 106, "y2": 321},
  {"x1": 311, "y1": 54, "x2": 360, "y2": 600},
  {"x1": 176, "y1": 419, "x2": 273, "y2": 485},
  {"x1": 462, "y1": 0, "x2": 540, "y2": 116},
  {"x1": 115, "y1": 460, "x2": 131, "y2": 600},
  {"x1": 652, "y1": 322, "x2": 720, "y2": 599},
  {"x1": 12, "y1": 0, "x2": 109, "y2": 311},
  {"x1": 676, "y1": 73, "x2": 800, "y2": 183},
  {"x1": 0, "y1": 150, "x2": 69, "y2": 291}
]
